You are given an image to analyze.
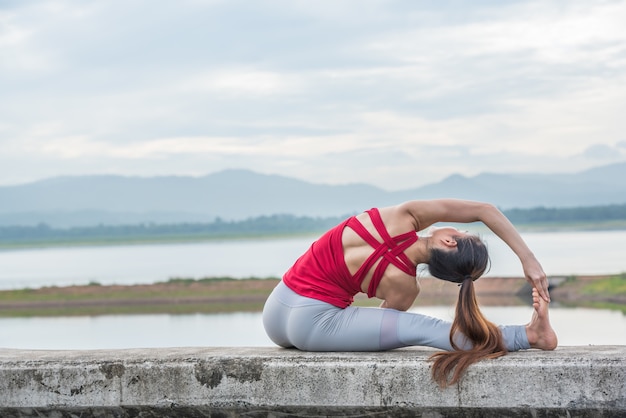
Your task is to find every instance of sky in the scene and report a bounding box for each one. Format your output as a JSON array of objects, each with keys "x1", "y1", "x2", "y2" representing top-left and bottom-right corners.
[{"x1": 1, "y1": 0, "x2": 625, "y2": 191}]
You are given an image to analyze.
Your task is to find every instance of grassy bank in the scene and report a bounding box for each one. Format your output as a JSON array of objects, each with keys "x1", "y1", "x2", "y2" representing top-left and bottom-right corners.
[
  {"x1": 0, "y1": 274, "x2": 624, "y2": 317},
  {"x1": 0, "y1": 276, "x2": 281, "y2": 317},
  {"x1": 550, "y1": 273, "x2": 626, "y2": 313}
]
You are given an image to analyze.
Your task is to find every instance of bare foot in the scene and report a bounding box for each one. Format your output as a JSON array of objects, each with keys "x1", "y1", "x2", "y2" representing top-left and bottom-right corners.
[{"x1": 525, "y1": 288, "x2": 558, "y2": 350}]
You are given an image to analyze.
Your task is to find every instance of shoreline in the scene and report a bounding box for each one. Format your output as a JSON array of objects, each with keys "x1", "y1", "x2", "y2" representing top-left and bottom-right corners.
[
  {"x1": 0, "y1": 274, "x2": 624, "y2": 317},
  {"x1": 2, "y1": 221, "x2": 626, "y2": 251}
]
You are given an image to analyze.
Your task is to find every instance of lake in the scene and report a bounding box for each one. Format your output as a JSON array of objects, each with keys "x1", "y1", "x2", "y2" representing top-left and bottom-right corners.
[
  {"x1": 1, "y1": 306, "x2": 625, "y2": 349},
  {"x1": 1, "y1": 230, "x2": 626, "y2": 290},
  {"x1": 0, "y1": 230, "x2": 625, "y2": 349}
]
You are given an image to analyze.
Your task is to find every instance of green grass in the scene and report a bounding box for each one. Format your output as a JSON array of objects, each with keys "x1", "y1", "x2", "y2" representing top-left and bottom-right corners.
[
  {"x1": 0, "y1": 277, "x2": 280, "y2": 305},
  {"x1": 0, "y1": 302, "x2": 268, "y2": 318},
  {"x1": 582, "y1": 274, "x2": 626, "y2": 295},
  {"x1": 550, "y1": 274, "x2": 626, "y2": 314},
  {"x1": 2, "y1": 274, "x2": 625, "y2": 317},
  {"x1": 558, "y1": 301, "x2": 626, "y2": 314}
]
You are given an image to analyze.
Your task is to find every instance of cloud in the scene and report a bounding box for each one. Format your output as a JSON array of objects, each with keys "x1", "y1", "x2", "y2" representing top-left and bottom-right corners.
[
  {"x1": 1, "y1": 0, "x2": 626, "y2": 189},
  {"x1": 0, "y1": 11, "x2": 57, "y2": 73},
  {"x1": 583, "y1": 143, "x2": 626, "y2": 159},
  {"x1": 177, "y1": 69, "x2": 304, "y2": 97}
]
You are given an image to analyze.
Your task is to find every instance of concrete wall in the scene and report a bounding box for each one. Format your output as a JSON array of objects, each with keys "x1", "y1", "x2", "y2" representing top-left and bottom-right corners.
[{"x1": 0, "y1": 346, "x2": 624, "y2": 417}]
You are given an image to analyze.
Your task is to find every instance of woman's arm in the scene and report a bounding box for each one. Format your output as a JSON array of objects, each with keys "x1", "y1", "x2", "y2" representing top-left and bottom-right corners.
[
  {"x1": 377, "y1": 274, "x2": 420, "y2": 311},
  {"x1": 399, "y1": 199, "x2": 551, "y2": 302}
]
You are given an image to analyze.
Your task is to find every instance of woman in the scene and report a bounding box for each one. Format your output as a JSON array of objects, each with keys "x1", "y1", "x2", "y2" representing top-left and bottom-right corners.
[{"x1": 262, "y1": 199, "x2": 558, "y2": 387}]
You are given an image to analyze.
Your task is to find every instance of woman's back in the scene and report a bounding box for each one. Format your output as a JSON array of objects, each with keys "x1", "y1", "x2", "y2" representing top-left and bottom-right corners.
[{"x1": 341, "y1": 207, "x2": 420, "y2": 308}]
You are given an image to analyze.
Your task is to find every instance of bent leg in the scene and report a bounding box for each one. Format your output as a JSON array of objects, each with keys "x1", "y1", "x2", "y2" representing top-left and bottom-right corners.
[
  {"x1": 289, "y1": 304, "x2": 455, "y2": 351},
  {"x1": 262, "y1": 282, "x2": 530, "y2": 352},
  {"x1": 290, "y1": 304, "x2": 402, "y2": 351}
]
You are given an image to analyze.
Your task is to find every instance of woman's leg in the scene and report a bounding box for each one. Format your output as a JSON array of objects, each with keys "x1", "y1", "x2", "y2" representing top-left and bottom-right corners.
[
  {"x1": 295, "y1": 306, "x2": 529, "y2": 351},
  {"x1": 263, "y1": 281, "x2": 529, "y2": 351}
]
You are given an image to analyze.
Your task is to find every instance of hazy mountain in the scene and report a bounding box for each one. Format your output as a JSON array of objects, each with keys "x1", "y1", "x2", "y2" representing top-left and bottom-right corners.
[
  {"x1": 393, "y1": 163, "x2": 626, "y2": 208},
  {"x1": 1, "y1": 162, "x2": 625, "y2": 227}
]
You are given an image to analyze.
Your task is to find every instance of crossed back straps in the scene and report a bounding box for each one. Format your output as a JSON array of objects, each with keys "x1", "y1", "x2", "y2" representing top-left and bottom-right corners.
[{"x1": 346, "y1": 208, "x2": 418, "y2": 298}]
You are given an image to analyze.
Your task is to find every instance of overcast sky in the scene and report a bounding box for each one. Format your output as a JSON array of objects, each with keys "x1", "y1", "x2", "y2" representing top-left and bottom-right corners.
[{"x1": 1, "y1": 0, "x2": 625, "y2": 190}]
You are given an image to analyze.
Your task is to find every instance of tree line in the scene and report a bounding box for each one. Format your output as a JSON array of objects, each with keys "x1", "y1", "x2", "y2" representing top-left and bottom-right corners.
[
  {"x1": 1, "y1": 204, "x2": 625, "y2": 244},
  {"x1": 0, "y1": 214, "x2": 347, "y2": 243},
  {"x1": 504, "y1": 204, "x2": 626, "y2": 223}
]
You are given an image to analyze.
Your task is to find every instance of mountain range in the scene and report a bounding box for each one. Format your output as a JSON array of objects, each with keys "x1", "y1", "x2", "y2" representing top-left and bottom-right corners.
[{"x1": 1, "y1": 162, "x2": 624, "y2": 227}]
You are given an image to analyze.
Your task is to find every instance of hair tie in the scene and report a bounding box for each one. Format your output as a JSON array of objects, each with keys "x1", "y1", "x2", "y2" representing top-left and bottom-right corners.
[{"x1": 458, "y1": 275, "x2": 473, "y2": 287}]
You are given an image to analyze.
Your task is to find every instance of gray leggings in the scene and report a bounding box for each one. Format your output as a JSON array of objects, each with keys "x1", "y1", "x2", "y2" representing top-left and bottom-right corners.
[{"x1": 262, "y1": 281, "x2": 530, "y2": 352}]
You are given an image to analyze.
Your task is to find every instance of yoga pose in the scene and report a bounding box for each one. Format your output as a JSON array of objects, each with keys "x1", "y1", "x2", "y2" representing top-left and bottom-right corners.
[{"x1": 263, "y1": 199, "x2": 558, "y2": 386}]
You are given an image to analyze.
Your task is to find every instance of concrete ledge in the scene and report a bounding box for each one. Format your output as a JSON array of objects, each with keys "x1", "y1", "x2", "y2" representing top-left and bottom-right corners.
[{"x1": 0, "y1": 346, "x2": 624, "y2": 417}]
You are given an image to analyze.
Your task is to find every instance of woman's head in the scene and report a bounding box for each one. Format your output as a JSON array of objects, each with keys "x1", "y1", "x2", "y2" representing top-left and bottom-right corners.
[{"x1": 427, "y1": 230, "x2": 490, "y2": 284}]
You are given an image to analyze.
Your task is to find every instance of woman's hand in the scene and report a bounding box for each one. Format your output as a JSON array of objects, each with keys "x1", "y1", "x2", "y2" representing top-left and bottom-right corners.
[{"x1": 523, "y1": 257, "x2": 550, "y2": 302}]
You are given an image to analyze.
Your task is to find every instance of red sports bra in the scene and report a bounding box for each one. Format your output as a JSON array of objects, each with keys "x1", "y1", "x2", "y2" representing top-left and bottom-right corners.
[{"x1": 282, "y1": 208, "x2": 418, "y2": 308}]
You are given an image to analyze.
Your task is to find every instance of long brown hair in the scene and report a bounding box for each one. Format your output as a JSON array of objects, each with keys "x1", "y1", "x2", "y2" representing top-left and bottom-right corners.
[{"x1": 427, "y1": 235, "x2": 507, "y2": 387}]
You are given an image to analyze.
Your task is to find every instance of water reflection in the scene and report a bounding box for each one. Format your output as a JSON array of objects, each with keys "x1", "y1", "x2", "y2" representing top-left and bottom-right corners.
[{"x1": 0, "y1": 306, "x2": 624, "y2": 350}]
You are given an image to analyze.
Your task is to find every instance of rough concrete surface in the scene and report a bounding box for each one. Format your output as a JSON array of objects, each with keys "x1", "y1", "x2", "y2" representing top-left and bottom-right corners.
[{"x1": 0, "y1": 346, "x2": 624, "y2": 417}]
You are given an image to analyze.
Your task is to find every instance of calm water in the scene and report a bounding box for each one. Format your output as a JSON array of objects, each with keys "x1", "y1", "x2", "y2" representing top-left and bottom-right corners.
[
  {"x1": 0, "y1": 236, "x2": 314, "y2": 289},
  {"x1": 1, "y1": 230, "x2": 626, "y2": 289},
  {"x1": 0, "y1": 230, "x2": 625, "y2": 349},
  {"x1": 1, "y1": 306, "x2": 624, "y2": 349}
]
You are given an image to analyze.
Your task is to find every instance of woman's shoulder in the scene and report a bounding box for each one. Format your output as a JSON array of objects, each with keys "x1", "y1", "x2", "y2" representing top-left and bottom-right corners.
[{"x1": 378, "y1": 203, "x2": 422, "y2": 232}]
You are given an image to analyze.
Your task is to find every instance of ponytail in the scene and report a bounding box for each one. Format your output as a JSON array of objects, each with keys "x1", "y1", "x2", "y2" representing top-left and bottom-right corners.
[
  {"x1": 430, "y1": 277, "x2": 507, "y2": 387},
  {"x1": 427, "y1": 236, "x2": 507, "y2": 387}
]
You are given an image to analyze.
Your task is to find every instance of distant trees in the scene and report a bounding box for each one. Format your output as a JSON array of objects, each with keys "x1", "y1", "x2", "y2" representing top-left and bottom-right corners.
[
  {"x1": 1, "y1": 204, "x2": 625, "y2": 245},
  {"x1": 503, "y1": 204, "x2": 626, "y2": 224},
  {"x1": 0, "y1": 214, "x2": 347, "y2": 244}
]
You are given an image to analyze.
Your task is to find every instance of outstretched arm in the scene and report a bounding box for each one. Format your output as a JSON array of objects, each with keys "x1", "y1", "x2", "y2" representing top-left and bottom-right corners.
[{"x1": 398, "y1": 199, "x2": 550, "y2": 302}]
